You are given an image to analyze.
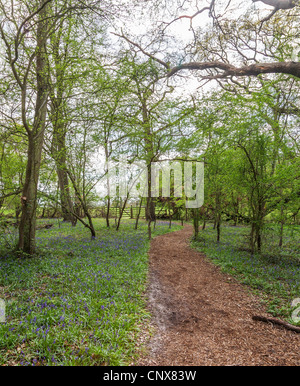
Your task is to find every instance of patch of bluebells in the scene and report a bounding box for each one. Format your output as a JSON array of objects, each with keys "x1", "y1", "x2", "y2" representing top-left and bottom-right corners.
[{"x1": 0, "y1": 219, "x2": 167, "y2": 366}]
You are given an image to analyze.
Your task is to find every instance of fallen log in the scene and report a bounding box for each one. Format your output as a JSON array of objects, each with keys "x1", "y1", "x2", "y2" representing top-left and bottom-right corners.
[
  {"x1": 36, "y1": 224, "x2": 53, "y2": 230},
  {"x1": 252, "y1": 315, "x2": 300, "y2": 333}
]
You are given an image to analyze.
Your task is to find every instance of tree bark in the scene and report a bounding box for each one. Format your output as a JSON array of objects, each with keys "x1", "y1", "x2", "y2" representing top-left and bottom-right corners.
[
  {"x1": 168, "y1": 61, "x2": 300, "y2": 79},
  {"x1": 49, "y1": 15, "x2": 76, "y2": 225},
  {"x1": 18, "y1": 1, "x2": 49, "y2": 254},
  {"x1": 106, "y1": 197, "x2": 110, "y2": 228},
  {"x1": 135, "y1": 197, "x2": 144, "y2": 230},
  {"x1": 18, "y1": 134, "x2": 46, "y2": 254},
  {"x1": 52, "y1": 123, "x2": 75, "y2": 224},
  {"x1": 116, "y1": 194, "x2": 129, "y2": 231},
  {"x1": 193, "y1": 208, "x2": 199, "y2": 238},
  {"x1": 279, "y1": 205, "x2": 285, "y2": 247}
]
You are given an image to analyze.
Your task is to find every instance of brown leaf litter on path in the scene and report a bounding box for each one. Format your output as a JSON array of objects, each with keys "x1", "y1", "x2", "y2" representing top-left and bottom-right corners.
[{"x1": 135, "y1": 225, "x2": 299, "y2": 366}]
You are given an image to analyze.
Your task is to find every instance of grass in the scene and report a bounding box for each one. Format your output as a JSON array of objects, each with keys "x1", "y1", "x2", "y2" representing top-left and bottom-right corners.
[
  {"x1": 191, "y1": 222, "x2": 300, "y2": 324},
  {"x1": 0, "y1": 218, "x2": 182, "y2": 366}
]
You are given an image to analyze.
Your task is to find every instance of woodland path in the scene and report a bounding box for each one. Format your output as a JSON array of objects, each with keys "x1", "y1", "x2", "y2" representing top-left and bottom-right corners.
[{"x1": 135, "y1": 225, "x2": 300, "y2": 366}]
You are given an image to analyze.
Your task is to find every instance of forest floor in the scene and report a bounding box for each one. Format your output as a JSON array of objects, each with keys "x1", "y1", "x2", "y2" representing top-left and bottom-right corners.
[{"x1": 135, "y1": 225, "x2": 300, "y2": 366}]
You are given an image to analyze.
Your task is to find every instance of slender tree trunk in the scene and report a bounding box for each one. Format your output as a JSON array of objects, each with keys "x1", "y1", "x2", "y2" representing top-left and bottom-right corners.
[
  {"x1": 146, "y1": 162, "x2": 152, "y2": 242},
  {"x1": 135, "y1": 197, "x2": 143, "y2": 230},
  {"x1": 215, "y1": 192, "x2": 221, "y2": 243},
  {"x1": 104, "y1": 142, "x2": 111, "y2": 228},
  {"x1": 148, "y1": 219, "x2": 152, "y2": 240},
  {"x1": 106, "y1": 197, "x2": 110, "y2": 228},
  {"x1": 200, "y1": 207, "x2": 206, "y2": 230},
  {"x1": 193, "y1": 208, "x2": 199, "y2": 239},
  {"x1": 41, "y1": 202, "x2": 46, "y2": 218},
  {"x1": 15, "y1": 205, "x2": 21, "y2": 226},
  {"x1": 250, "y1": 222, "x2": 255, "y2": 254},
  {"x1": 146, "y1": 163, "x2": 156, "y2": 222},
  {"x1": 279, "y1": 204, "x2": 285, "y2": 248},
  {"x1": 168, "y1": 200, "x2": 172, "y2": 229},
  {"x1": 146, "y1": 166, "x2": 155, "y2": 240},
  {"x1": 57, "y1": 167, "x2": 74, "y2": 223},
  {"x1": 146, "y1": 197, "x2": 156, "y2": 221},
  {"x1": 250, "y1": 215, "x2": 264, "y2": 254},
  {"x1": 49, "y1": 19, "x2": 76, "y2": 225},
  {"x1": 116, "y1": 194, "x2": 129, "y2": 231},
  {"x1": 216, "y1": 217, "x2": 221, "y2": 243},
  {"x1": 255, "y1": 202, "x2": 265, "y2": 253},
  {"x1": 202, "y1": 216, "x2": 206, "y2": 230},
  {"x1": 279, "y1": 222, "x2": 284, "y2": 248},
  {"x1": 256, "y1": 227, "x2": 262, "y2": 252},
  {"x1": 51, "y1": 204, "x2": 58, "y2": 218},
  {"x1": 53, "y1": 125, "x2": 74, "y2": 223}
]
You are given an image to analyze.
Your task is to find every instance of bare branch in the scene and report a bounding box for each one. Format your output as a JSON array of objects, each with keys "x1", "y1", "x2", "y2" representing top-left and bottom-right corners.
[
  {"x1": 112, "y1": 31, "x2": 170, "y2": 70},
  {"x1": 161, "y1": 6, "x2": 211, "y2": 32}
]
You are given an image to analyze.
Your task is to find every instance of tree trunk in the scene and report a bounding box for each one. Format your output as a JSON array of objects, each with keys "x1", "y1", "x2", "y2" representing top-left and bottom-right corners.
[
  {"x1": 18, "y1": 2, "x2": 49, "y2": 254},
  {"x1": 18, "y1": 134, "x2": 46, "y2": 254},
  {"x1": 215, "y1": 192, "x2": 221, "y2": 243},
  {"x1": 49, "y1": 19, "x2": 76, "y2": 225},
  {"x1": 193, "y1": 208, "x2": 199, "y2": 238},
  {"x1": 146, "y1": 163, "x2": 156, "y2": 222},
  {"x1": 67, "y1": 172, "x2": 96, "y2": 239},
  {"x1": 216, "y1": 216, "x2": 221, "y2": 243},
  {"x1": 116, "y1": 194, "x2": 129, "y2": 231},
  {"x1": 256, "y1": 225, "x2": 262, "y2": 252},
  {"x1": 148, "y1": 219, "x2": 152, "y2": 240},
  {"x1": 57, "y1": 171, "x2": 74, "y2": 223},
  {"x1": 15, "y1": 205, "x2": 21, "y2": 226},
  {"x1": 252, "y1": 202, "x2": 265, "y2": 253},
  {"x1": 135, "y1": 197, "x2": 143, "y2": 230},
  {"x1": 146, "y1": 197, "x2": 156, "y2": 221},
  {"x1": 279, "y1": 205, "x2": 284, "y2": 248},
  {"x1": 55, "y1": 136, "x2": 75, "y2": 224},
  {"x1": 250, "y1": 222, "x2": 255, "y2": 254},
  {"x1": 201, "y1": 208, "x2": 206, "y2": 230},
  {"x1": 106, "y1": 197, "x2": 110, "y2": 228}
]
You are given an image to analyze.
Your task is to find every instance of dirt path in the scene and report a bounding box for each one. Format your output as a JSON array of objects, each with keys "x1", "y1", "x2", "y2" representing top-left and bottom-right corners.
[{"x1": 136, "y1": 225, "x2": 300, "y2": 366}]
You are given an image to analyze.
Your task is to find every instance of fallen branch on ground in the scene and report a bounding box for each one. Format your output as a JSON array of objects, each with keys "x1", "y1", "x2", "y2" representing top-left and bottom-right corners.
[
  {"x1": 36, "y1": 223, "x2": 53, "y2": 230},
  {"x1": 252, "y1": 315, "x2": 300, "y2": 333}
]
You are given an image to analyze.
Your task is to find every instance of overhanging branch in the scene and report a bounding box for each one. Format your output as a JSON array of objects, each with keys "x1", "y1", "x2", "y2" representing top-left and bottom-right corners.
[
  {"x1": 115, "y1": 32, "x2": 300, "y2": 80},
  {"x1": 253, "y1": 0, "x2": 299, "y2": 10},
  {"x1": 168, "y1": 61, "x2": 300, "y2": 79}
]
